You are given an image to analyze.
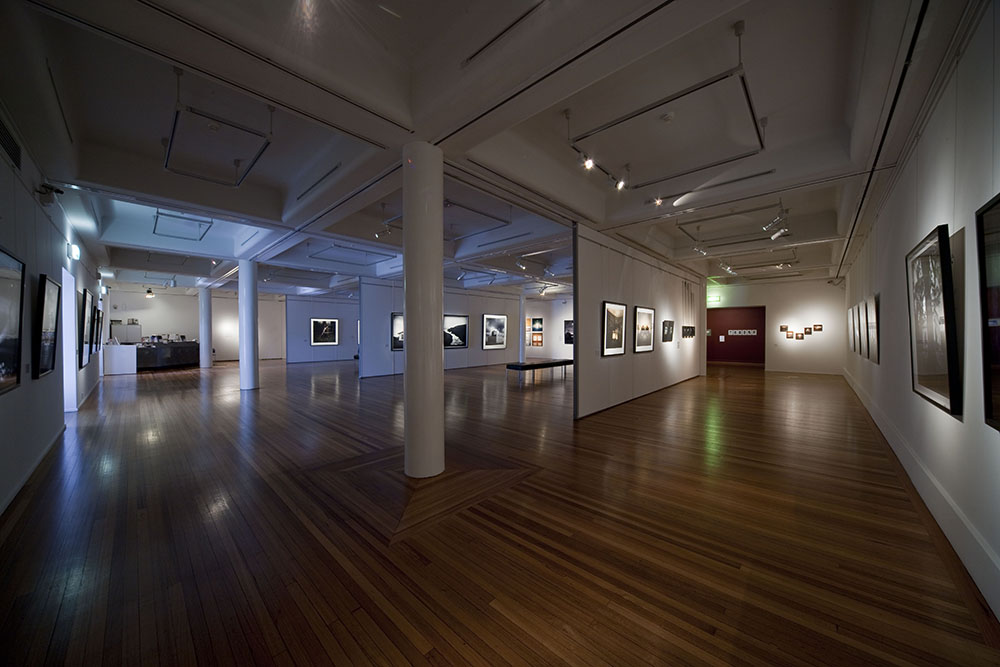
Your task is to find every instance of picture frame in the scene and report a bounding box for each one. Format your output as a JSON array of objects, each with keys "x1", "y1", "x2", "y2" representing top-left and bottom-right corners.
[
  {"x1": 857, "y1": 301, "x2": 868, "y2": 359},
  {"x1": 866, "y1": 294, "x2": 879, "y2": 364},
  {"x1": 0, "y1": 245, "x2": 25, "y2": 396},
  {"x1": 80, "y1": 288, "x2": 93, "y2": 368},
  {"x1": 662, "y1": 319, "x2": 674, "y2": 342},
  {"x1": 976, "y1": 191, "x2": 1000, "y2": 431},
  {"x1": 390, "y1": 312, "x2": 404, "y2": 351},
  {"x1": 531, "y1": 317, "x2": 543, "y2": 332},
  {"x1": 813, "y1": 324, "x2": 823, "y2": 332},
  {"x1": 563, "y1": 320, "x2": 574, "y2": 345},
  {"x1": 310, "y1": 318, "x2": 339, "y2": 346},
  {"x1": 682, "y1": 325, "x2": 696, "y2": 339},
  {"x1": 906, "y1": 225, "x2": 962, "y2": 415},
  {"x1": 34, "y1": 274, "x2": 61, "y2": 379},
  {"x1": 795, "y1": 332, "x2": 804, "y2": 340},
  {"x1": 444, "y1": 314, "x2": 469, "y2": 348},
  {"x1": 634, "y1": 306, "x2": 654, "y2": 353},
  {"x1": 531, "y1": 332, "x2": 543, "y2": 347},
  {"x1": 847, "y1": 307, "x2": 855, "y2": 351},
  {"x1": 482, "y1": 314, "x2": 507, "y2": 350},
  {"x1": 94, "y1": 308, "x2": 104, "y2": 351},
  {"x1": 601, "y1": 301, "x2": 626, "y2": 356},
  {"x1": 786, "y1": 332, "x2": 794, "y2": 339},
  {"x1": 779, "y1": 324, "x2": 788, "y2": 332},
  {"x1": 804, "y1": 327, "x2": 812, "y2": 335}
]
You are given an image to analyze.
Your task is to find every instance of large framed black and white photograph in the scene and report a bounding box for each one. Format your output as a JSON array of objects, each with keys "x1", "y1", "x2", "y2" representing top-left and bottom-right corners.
[
  {"x1": 866, "y1": 294, "x2": 879, "y2": 364},
  {"x1": 634, "y1": 306, "x2": 654, "y2": 353},
  {"x1": 390, "y1": 312, "x2": 404, "y2": 351},
  {"x1": 906, "y1": 225, "x2": 961, "y2": 415},
  {"x1": 79, "y1": 288, "x2": 93, "y2": 368},
  {"x1": 602, "y1": 301, "x2": 626, "y2": 356},
  {"x1": 976, "y1": 191, "x2": 1000, "y2": 430},
  {"x1": 444, "y1": 314, "x2": 468, "y2": 348},
  {"x1": 662, "y1": 319, "x2": 674, "y2": 343},
  {"x1": 310, "y1": 318, "x2": 339, "y2": 346},
  {"x1": 483, "y1": 314, "x2": 507, "y2": 350},
  {"x1": 563, "y1": 320, "x2": 574, "y2": 345},
  {"x1": 0, "y1": 246, "x2": 25, "y2": 395},
  {"x1": 34, "y1": 274, "x2": 60, "y2": 379}
]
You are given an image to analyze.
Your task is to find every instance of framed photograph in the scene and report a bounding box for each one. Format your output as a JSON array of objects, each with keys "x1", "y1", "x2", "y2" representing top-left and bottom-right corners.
[
  {"x1": 531, "y1": 317, "x2": 543, "y2": 332},
  {"x1": 563, "y1": 320, "x2": 574, "y2": 345},
  {"x1": 795, "y1": 332, "x2": 804, "y2": 340},
  {"x1": 483, "y1": 314, "x2": 507, "y2": 350},
  {"x1": 524, "y1": 317, "x2": 531, "y2": 347},
  {"x1": 906, "y1": 225, "x2": 961, "y2": 415},
  {"x1": 804, "y1": 327, "x2": 812, "y2": 335},
  {"x1": 602, "y1": 301, "x2": 626, "y2": 356},
  {"x1": 779, "y1": 324, "x2": 788, "y2": 332},
  {"x1": 34, "y1": 274, "x2": 60, "y2": 379},
  {"x1": 682, "y1": 325, "x2": 696, "y2": 339},
  {"x1": 94, "y1": 309, "x2": 104, "y2": 351},
  {"x1": 662, "y1": 320, "x2": 674, "y2": 342},
  {"x1": 390, "y1": 312, "x2": 404, "y2": 351},
  {"x1": 80, "y1": 288, "x2": 93, "y2": 368},
  {"x1": 786, "y1": 332, "x2": 794, "y2": 339},
  {"x1": 444, "y1": 314, "x2": 468, "y2": 348},
  {"x1": 857, "y1": 302, "x2": 868, "y2": 359},
  {"x1": 0, "y1": 246, "x2": 25, "y2": 395},
  {"x1": 531, "y1": 332, "x2": 543, "y2": 346},
  {"x1": 634, "y1": 306, "x2": 654, "y2": 353},
  {"x1": 813, "y1": 324, "x2": 823, "y2": 332},
  {"x1": 976, "y1": 192, "x2": 1000, "y2": 430},
  {"x1": 311, "y1": 318, "x2": 339, "y2": 346},
  {"x1": 866, "y1": 295, "x2": 879, "y2": 364},
  {"x1": 847, "y1": 308, "x2": 855, "y2": 351}
]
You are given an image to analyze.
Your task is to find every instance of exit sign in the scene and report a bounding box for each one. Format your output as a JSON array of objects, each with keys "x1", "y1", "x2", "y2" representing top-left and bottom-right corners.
[{"x1": 707, "y1": 295, "x2": 721, "y2": 304}]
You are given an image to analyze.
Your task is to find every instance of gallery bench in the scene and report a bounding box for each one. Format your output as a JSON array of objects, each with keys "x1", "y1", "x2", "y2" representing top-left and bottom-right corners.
[{"x1": 505, "y1": 359, "x2": 573, "y2": 385}]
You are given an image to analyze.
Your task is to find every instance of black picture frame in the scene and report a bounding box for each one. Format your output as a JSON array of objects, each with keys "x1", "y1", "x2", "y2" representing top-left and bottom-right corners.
[
  {"x1": 563, "y1": 320, "x2": 574, "y2": 345},
  {"x1": 310, "y1": 318, "x2": 339, "y2": 346},
  {"x1": 33, "y1": 274, "x2": 61, "y2": 379},
  {"x1": 443, "y1": 314, "x2": 469, "y2": 349},
  {"x1": 390, "y1": 312, "x2": 404, "y2": 351},
  {"x1": 681, "y1": 325, "x2": 696, "y2": 339},
  {"x1": 866, "y1": 294, "x2": 879, "y2": 364},
  {"x1": 0, "y1": 245, "x2": 25, "y2": 396},
  {"x1": 633, "y1": 306, "x2": 654, "y2": 353},
  {"x1": 601, "y1": 301, "x2": 626, "y2": 356},
  {"x1": 975, "y1": 191, "x2": 1000, "y2": 430},
  {"x1": 905, "y1": 225, "x2": 962, "y2": 415},
  {"x1": 79, "y1": 288, "x2": 93, "y2": 368},
  {"x1": 662, "y1": 320, "x2": 674, "y2": 342}
]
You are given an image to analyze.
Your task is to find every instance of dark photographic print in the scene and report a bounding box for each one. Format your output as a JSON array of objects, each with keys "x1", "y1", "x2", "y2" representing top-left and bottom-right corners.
[
  {"x1": 977, "y1": 192, "x2": 1000, "y2": 430},
  {"x1": 80, "y1": 289, "x2": 93, "y2": 368},
  {"x1": 866, "y1": 295, "x2": 879, "y2": 364},
  {"x1": 662, "y1": 319, "x2": 674, "y2": 342},
  {"x1": 795, "y1": 332, "x2": 804, "y2": 340},
  {"x1": 34, "y1": 275, "x2": 60, "y2": 378},
  {"x1": 531, "y1": 317, "x2": 543, "y2": 332},
  {"x1": 813, "y1": 324, "x2": 824, "y2": 332},
  {"x1": 779, "y1": 324, "x2": 788, "y2": 332},
  {"x1": 483, "y1": 314, "x2": 507, "y2": 350},
  {"x1": 444, "y1": 314, "x2": 468, "y2": 348},
  {"x1": 0, "y1": 246, "x2": 25, "y2": 395},
  {"x1": 634, "y1": 306, "x2": 654, "y2": 353},
  {"x1": 682, "y1": 326, "x2": 696, "y2": 338},
  {"x1": 804, "y1": 327, "x2": 812, "y2": 335},
  {"x1": 391, "y1": 312, "x2": 404, "y2": 351},
  {"x1": 563, "y1": 320, "x2": 574, "y2": 345},
  {"x1": 906, "y1": 225, "x2": 961, "y2": 415},
  {"x1": 311, "y1": 318, "x2": 339, "y2": 345},
  {"x1": 786, "y1": 332, "x2": 794, "y2": 339},
  {"x1": 602, "y1": 301, "x2": 626, "y2": 356}
]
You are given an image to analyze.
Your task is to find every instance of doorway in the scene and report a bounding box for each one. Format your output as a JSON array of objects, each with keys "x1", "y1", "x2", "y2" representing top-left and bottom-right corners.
[{"x1": 707, "y1": 306, "x2": 765, "y2": 365}]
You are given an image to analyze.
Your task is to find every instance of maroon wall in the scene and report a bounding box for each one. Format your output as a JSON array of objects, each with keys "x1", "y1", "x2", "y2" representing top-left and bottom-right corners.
[{"x1": 707, "y1": 306, "x2": 766, "y2": 364}]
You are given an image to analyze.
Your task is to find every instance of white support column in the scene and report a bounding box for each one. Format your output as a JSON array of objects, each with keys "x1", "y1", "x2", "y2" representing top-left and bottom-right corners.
[
  {"x1": 403, "y1": 142, "x2": 445, "y2": 478},
  {"x1": 518, "y1": 295, "x2": 526, "y2": 363},
  {"x1": 198, "y1": 287, "x2": 213, "y2": 368},
  {"x1": 238, "y1": 260, "x2": 259, "y2": 390}
]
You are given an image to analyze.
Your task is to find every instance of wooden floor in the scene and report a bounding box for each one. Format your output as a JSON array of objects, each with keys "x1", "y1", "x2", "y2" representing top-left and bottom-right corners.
[{"x1": 1, "y1": 362, "x2": 999, "y2": 666}]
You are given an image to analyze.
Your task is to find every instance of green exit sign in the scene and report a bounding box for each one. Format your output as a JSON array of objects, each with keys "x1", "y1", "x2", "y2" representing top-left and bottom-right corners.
[{"x1": 707, "y1": 295, "x2": 721, "y2": 304}]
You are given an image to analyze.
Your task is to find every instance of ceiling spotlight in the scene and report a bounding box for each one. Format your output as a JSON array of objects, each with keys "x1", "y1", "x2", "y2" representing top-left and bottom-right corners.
[
  {"x1": 693, "y1": 246, "x2": 708, "y2": 256},
  {"x1": 543, "y1": 267, "x2": 555, "y2": 277},
  {"x1": 775, "y1": 262, "x2": 791, "y2": 269},
  {"x1": 145, "y1": 288, "x2": 155, "y2": 299},
  {"x1": 583, "y1": 156, "x2": 594, "y2": 170},
  {"x1": 374, "y1": 225, "x2": 392, "y2": 240},
  {"x1": 457, "y1": 271, "x2": 466, "y2": 280},
  {"x1": 763, "y1": 202, "x2": 787, "y2": 231},
  {"x1": 654, "y1": 198, "x2": 663, "y2": 207},
  {"x1": 616, "y1": 178, "x2": 625, "y2": 191},
  {"x1": 770, "y1": 228, "x2": 788, "y2": 241},
  {"x1": 514, "y1": 258, "x2": 527, "y2": 271},
  {"x1": 211, "y1": 259, "x2": 218, "y2": 265},
  {"x1": 539, "y1": 286, "x2": 548, "y2": 295}
]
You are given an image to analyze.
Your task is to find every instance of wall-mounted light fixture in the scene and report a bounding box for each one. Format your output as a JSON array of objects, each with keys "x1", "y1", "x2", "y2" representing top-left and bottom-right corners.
[
  {"x1": 145, "y1": 288, "x2": 155, "y2": 299},
  {"x1": 67, "y1": 243, "x2": 81, "y2": 261}
]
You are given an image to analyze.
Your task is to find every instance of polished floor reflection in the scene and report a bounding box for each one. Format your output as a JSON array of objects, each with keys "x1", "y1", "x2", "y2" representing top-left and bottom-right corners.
[{"x1": 1, "y1": 362, "x2": 998, "y2": 665}]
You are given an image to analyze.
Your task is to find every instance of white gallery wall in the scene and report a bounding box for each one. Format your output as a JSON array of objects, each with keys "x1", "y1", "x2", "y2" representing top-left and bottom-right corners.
[
  {"x1": 707, "y1": 279, "x2": 846, "y2": 374},
  {"x1": 575, "y1": 224, "x2": 706, "y2": 418},
  {"x1": 359, "y1": 277, "x2": 520, "y2": 378},
  {"x1": 0, "y1": 123, "x2": 100, "y2": 514},
  {"x1": 286, "y1": 295, "x2": 358, "y2": 363},
  {"x1": 107, "y1": 289, "x2": 286, "y2": 360},
  {"x1": 845, "y1": 2, "x2": 1000, "y2": 616},
  {"x1": 525, "y1": 297, "x2": 574, "y2": 359}
]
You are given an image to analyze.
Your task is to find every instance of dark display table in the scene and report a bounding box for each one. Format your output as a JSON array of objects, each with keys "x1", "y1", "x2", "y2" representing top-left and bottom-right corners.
[{"x1": 136, "y1": 342, "x2": 200, "y2": 370}]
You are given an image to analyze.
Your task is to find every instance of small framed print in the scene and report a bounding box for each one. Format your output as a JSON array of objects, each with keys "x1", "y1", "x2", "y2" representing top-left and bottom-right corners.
[
  {"x1": 531, "y1": 332, "x2": 543, "y2": 346},
  {"x1": 813, "y1": 324, "x2": 823, "y2": 332},
  {"x1": 633, "y1": 306, "x2": 654, "y2": 353},
  {"x1": 795, "y1": 332, "x2": 804, "y2": 340},
  {"x1": 602, "y1": 301, "x2": 627, "y2": 356},
  {"x1": 786, "y1": 332, "x2": 794, "y2": 339},
  {"x1": 804, "y1": 327, "x2": 812, "y2": 335},
  {"x1": 779, "y1": 324, "x2": 788, "y2": 332}
]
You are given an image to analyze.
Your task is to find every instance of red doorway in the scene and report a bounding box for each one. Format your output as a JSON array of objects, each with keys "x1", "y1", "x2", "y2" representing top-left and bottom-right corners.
[{"x1": 707, "y1": 306, "x2": 765, "y2": 365}]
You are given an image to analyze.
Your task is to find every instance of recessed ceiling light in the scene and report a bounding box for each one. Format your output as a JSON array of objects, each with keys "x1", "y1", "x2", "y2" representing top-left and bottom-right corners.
[
  {"x1": 583, "y1": 156, "x2": 594, "y2": 170},
  {"x1": 659, "y1": 111, "x2": 675, "y2": 123},
  {"x1": 654, "y1": 198, "x2": 663, "y2": 206},
  {"x1": 616, "y1": 179, "x2": 625, "y2": 191}
]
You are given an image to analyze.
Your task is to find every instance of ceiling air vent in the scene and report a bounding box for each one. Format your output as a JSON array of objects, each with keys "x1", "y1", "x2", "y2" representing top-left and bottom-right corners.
[{"x1": 0, "y1": 117, "x2": 21, "y2": 170}]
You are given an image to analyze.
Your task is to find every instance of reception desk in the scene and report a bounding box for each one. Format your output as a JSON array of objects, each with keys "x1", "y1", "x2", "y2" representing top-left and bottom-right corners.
[
  {"x1": 136, "y1": 342, "x2": 200, "y2": 370},
  {"x1": 104, "y1": 342, "x2": 200, "y2": 374}
]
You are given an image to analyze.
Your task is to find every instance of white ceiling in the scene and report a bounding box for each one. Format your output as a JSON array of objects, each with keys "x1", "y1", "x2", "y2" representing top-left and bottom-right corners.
[{"x1": 0, "y1": 0, "x2": 979, "y2": 294}]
